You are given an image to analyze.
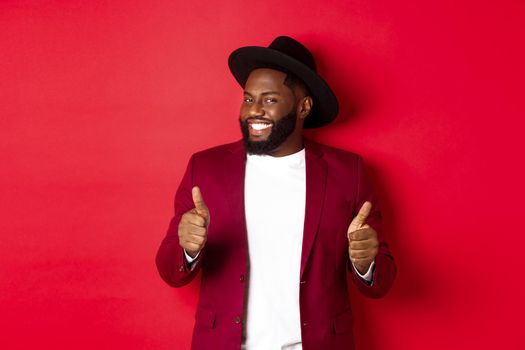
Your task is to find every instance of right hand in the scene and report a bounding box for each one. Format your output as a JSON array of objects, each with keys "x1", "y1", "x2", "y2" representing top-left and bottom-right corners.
[
  {"x1": 178, "y1": 186, "x2": 210, "y2": 258},
  {"x1": 347, "y1": 201, "x2": 378, "y2": 274}
]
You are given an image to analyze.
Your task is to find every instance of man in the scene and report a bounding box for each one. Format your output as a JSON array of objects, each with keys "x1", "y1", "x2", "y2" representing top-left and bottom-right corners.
[{"x1": 156, "y1": 36, "x2": 396, "y2": 350}]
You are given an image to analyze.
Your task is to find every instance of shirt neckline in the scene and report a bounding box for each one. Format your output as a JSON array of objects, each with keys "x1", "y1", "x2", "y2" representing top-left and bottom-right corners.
[{"x1": 247, "y1": 148, "x2": 305, "y2": 166}]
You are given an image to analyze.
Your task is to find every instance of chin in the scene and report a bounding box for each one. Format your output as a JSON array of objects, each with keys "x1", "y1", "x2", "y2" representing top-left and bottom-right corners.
[{"x1": 249, "y1": 135, "x2": 270, "y2": 142}]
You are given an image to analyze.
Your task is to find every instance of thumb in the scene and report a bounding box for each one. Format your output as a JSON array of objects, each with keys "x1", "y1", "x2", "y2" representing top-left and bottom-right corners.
[
  {"x1": 348, "y1": 201, "x2": 372, "y2": 234},
  {"x1": 192, "y1": 186, "x2": 209, "y2": 219}
]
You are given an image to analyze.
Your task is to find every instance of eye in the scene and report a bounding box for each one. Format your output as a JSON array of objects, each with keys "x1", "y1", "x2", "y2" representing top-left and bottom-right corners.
[
  {"x1": 243, "y1": 96, "x2": 253, "y2": 103},
  {"x1": 264, "y1": 97, "x2": 277, "y2": 104}
]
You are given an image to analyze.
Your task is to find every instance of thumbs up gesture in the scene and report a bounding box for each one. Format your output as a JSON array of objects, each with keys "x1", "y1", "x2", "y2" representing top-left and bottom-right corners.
[
  {"x1": 347, "y1": 201, "x2": 379, "y2": 274},
  {"x1": 178, "y1": 186, "x2": 210, "y2": 258}
]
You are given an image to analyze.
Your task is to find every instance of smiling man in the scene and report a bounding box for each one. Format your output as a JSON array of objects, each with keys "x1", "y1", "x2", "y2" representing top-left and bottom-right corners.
[{"x1": 156, "y1": 36, "x2": 396, "y2": 350}]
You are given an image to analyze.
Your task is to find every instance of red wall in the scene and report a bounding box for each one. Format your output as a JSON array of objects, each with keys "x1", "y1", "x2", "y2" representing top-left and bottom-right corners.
[{"x1": 2, "y1": 1, "x2": 524, "y2": 349}]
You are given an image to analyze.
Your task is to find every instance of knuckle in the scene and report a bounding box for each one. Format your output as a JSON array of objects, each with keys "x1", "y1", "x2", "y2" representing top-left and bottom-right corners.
[{"x1": 178, "y1": 226, "x2": 188, "y2": 238}]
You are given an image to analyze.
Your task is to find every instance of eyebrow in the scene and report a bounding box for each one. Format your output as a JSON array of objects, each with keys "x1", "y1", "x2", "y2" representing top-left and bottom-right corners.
[{"x1": 243, "y1": 91, "x2": 282, "y2": 96}]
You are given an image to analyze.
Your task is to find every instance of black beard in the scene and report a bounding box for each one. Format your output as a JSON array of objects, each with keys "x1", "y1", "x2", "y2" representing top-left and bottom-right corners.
[{"x1": 240, "y1": 110, "x2": 297, "y2": 155}]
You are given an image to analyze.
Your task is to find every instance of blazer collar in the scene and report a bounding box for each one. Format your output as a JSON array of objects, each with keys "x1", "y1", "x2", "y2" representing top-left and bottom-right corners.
[
  {"x1": 226, "y1": 138, "x2": 324, "y2": 157},
  {"x1": 301, "y1": 138, "x2": 327, "y2": 277}
]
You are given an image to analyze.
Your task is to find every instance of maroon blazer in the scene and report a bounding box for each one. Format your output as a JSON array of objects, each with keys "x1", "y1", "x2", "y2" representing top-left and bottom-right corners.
[{"x1": 156, "y1": 139, "x2": 396, "y2": 350}]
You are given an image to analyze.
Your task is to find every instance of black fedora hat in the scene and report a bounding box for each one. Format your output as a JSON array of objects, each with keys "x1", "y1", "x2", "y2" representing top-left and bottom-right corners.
[{"x1": 228, "y1": 36, "x2": 339, "y2": 129}]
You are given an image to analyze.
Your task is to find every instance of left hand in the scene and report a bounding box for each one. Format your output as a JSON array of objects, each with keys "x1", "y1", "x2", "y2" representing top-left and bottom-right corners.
[{"x1": 347, "y1": 201, "x2": 379, "y2": 274}]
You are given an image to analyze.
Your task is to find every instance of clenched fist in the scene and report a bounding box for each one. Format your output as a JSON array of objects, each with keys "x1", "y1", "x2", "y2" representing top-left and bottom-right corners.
[
  {"x1": 347, "y1": 201, "x2": 379, "y2": 275},
  {"x1": 178, "y1": 186, "x2": 210, "y2": 258}
]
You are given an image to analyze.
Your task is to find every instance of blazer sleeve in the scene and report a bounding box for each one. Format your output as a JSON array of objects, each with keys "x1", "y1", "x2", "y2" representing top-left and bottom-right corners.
[
  {"x1": 348, "y1": 156, "x2": 397, "y2": 298},
  {"x1": 156, "y1": 155, "x2": 205, "y2": 287}
]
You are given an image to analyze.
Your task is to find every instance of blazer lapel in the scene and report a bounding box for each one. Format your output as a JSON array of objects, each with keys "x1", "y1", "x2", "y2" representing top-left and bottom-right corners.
[
  {"x1": 223, "y1": 140, "x2": 247, "y2": 232},
  {"x1": 300, "y1": 140, "x2": 327, "y2": 278}
]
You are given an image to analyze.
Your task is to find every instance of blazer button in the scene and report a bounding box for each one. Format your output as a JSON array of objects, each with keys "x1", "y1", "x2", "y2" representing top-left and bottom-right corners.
[
  {"x1": 239, "y1": 274, "x2": 245, "y2": 282},
  {"x1": 179, "y1": 265, "x2": 184, "y2": 272},
  {"x1": 302, "y1": 322, "x2": 309, "y2": 327},
  {"x1": 300, "y1": 280, "x2": 306, "y2": 284},
  {"x1": 234, "y1": 316, "x2": 241, "y2": 324}
]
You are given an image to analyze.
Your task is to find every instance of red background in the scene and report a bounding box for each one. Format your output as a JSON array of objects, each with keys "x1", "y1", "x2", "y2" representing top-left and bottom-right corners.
[{"x1": 2, "y1": 1, "x2": 524, "y2": 349}]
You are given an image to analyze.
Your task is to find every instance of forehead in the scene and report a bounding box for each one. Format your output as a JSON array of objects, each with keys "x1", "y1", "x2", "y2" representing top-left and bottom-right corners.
[{"x1": 244, "y1": 68, "x2": 288, "y2": 93}]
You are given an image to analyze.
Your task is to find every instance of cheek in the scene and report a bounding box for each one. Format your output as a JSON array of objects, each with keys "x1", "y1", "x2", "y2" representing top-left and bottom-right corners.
[
  {"x1": 239, "y1": 105, "x2": 249, "y2": 119},
  {"x1": 269, "y1": 105, "x2": 290, "y2": 118}
]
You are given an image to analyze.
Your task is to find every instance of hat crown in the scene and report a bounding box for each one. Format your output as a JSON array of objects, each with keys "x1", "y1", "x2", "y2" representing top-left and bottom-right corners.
[{"x1": 268, "y1": 36, "x2": 317, "y2": 72}]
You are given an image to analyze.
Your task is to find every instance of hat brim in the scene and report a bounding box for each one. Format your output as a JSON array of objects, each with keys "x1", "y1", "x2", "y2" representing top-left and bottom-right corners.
[{"x1": 228, "y1": 46, "x2": 338, "y2": 129}]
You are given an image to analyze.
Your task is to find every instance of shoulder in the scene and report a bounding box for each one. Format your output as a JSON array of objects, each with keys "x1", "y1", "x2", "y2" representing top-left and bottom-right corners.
[{"x1": 305, "y1": 139, "x2": 362, "y2": 165}]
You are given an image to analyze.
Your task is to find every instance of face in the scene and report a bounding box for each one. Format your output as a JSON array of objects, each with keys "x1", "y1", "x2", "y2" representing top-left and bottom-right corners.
[{"x1": 239, "y1": 68, "x2": 310, "y2": 156}]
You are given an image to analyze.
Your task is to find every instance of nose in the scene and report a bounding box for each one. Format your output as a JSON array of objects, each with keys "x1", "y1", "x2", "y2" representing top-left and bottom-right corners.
[{"x1": 248, "y1": 100, "x2": 264, "y2": 117}]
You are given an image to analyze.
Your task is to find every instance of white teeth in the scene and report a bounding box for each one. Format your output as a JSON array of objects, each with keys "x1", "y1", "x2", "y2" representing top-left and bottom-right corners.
[{"x1": 251, "y1": 123, "x2": 271, "y2": 131}]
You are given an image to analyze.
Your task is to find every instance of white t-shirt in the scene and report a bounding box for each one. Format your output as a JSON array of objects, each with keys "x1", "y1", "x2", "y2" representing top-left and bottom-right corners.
[{"x1": 243, "y1": 149, "x2": 306, "y2": 350}]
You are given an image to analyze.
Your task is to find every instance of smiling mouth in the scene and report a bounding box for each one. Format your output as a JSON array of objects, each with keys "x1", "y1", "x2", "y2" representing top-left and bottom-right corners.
[
  {"x1": 250, "y1": 123, "x2": 272, "y2": 131},
  {"x1": 246, "y1": 119, "x2": 273, "y2": 136}
]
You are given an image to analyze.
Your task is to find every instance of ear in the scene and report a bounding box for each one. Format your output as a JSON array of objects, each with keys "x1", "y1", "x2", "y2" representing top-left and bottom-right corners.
[{"x1": 298, "y1": 96, "x2": 313, "y2": 120}]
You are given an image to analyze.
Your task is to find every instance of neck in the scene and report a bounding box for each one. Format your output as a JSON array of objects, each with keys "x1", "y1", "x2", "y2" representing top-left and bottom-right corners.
[{"x1": 268, "y1": 132, "x2": 304, "y2": 157}]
